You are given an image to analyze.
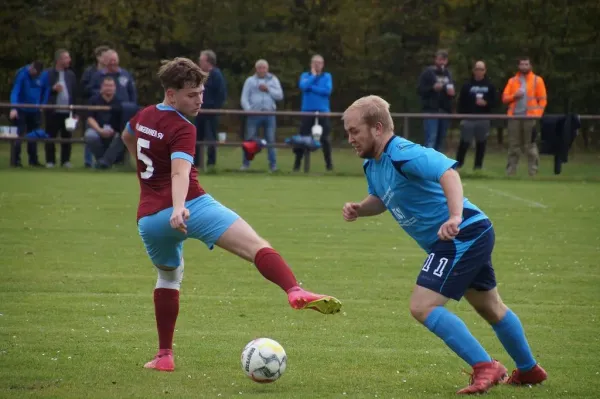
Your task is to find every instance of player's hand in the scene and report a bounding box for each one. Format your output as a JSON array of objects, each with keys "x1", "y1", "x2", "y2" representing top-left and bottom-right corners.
[
  {"x1": 437, "y1": 216, "x2": 462, "y2": 240},
  {"x1": 170, "y1": 207, "x2": 190, "y2": 234},
  {"x1": 342, "y1": 202, "x2": 361, "y2": 222},
  {"x1": 258, "y1": 83, "x2": 268, "y2": 92},
  {"x1": 53, "y1": 83, "x2": 63, "y2": 92}
]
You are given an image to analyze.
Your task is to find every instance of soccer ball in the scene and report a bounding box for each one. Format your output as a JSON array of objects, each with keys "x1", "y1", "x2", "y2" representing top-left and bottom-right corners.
[{"x1": 241, "y1": 338, "x2": 287, "y2": 383}]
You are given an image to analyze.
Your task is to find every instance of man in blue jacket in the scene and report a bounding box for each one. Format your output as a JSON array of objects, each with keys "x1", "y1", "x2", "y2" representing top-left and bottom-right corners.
[
  {"x1": 9, "y1": 61, "x2": 46, "y2": 167},
  {"x1": 296, "y1": 55, "x2": 333, "y2": 171},
  {"x1": 195, "y1": 49, "x2": 227, "y2": 169}
]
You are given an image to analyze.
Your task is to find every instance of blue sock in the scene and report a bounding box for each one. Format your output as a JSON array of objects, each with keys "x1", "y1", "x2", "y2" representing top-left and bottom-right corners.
[
  {"x1": 424, "y1": 307, "x2": 492, "y2": 366},
  {"x1": 492, "y1": 309, "x2": 536, "y2": 371}
]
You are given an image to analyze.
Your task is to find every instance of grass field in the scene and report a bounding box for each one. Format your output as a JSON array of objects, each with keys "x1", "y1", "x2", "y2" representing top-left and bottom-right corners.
[{"x1": 1, "y1": 145, "x2": 600, "y2": 398}]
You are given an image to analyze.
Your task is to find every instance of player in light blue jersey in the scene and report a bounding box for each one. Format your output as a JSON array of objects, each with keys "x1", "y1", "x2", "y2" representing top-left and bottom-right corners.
[{"x1": 341, "y1": 95, "x2": 547, "y2": 395}]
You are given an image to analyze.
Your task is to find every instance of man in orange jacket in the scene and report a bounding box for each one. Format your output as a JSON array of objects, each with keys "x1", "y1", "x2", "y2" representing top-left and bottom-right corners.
[{"x1": 502, "y1": 57, "x2": 547, "y2": 176}]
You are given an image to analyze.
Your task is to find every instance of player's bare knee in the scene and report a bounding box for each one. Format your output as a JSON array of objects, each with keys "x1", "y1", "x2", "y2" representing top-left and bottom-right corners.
[
  {"x1": 471, "y1": 295, "x2": 507, "y2": 324},
  {"x1": 409, "y1": 301, "x2": 432, "y2": 323}
]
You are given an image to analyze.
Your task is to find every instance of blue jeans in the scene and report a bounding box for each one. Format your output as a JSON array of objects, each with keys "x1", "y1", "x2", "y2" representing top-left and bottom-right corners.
[
  {"x1": 243, "y1": 115, "x2": 276, "y2": 167},
  {"x1": 424, "y1": 117, "x2": 450, "y2": 152}
]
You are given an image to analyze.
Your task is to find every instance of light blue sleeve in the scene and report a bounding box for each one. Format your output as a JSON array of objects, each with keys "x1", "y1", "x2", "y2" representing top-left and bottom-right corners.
[
  {"x1": 393, "y1": 145, "x2": 457, "y2": 182},
  {"x1": 170, "y1": 152, "x2": 193, "y2": 164},
  {"x1": 125, "y1": 121, "x2": 135, "y2": 135},
  {"x1": 240, "y1": 78, "x2": 251, "y2": 110}
]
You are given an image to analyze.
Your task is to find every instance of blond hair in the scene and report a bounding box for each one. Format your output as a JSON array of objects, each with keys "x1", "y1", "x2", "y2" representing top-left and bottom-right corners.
[{"x1": 343, "y1": 95, "x2": 394, "y2": 133}]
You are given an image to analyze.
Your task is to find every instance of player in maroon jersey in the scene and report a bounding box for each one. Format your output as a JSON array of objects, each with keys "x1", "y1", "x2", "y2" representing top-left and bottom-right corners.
[{"x1": 121, "y1": 58, "x2": 342, "y2": 372}]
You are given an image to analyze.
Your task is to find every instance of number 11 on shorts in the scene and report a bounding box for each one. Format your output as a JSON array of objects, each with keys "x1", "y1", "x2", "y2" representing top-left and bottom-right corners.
[{"x1": 422, "y1": 253, "x2": 449, "y2": 278}]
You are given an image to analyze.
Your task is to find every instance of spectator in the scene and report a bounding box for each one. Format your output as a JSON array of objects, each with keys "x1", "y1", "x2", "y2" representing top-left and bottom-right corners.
[
  {"x1": 9, "y1": 60, "x2": 46, "y2": 167},
  {"x1": 195, "y1": 49, "x2": 227, "y2": 170},
  {"x1": 81, "y1": 45, "x2": 110, "y2": 101},
  {"x1": 83, "y1": 76, "x2": 123, "y2": 169},
  {"x1": 502, "y1": 56, "x2": 547, "y2": 176},
  {"x1": 417, "y1": 49, "x2": 455, "y2": 152},
  {"x1": 296, "y1": 54, "x2": 333, "y2": 171},
  {"x1": 81, "y1": 45, "x2": 110, "y2": 168},
  {"x1": 240, "y1": 59, "x2": 283, "y2": 171},
  {"x1": 40, "y1": 49, "x2": 77, "y2": 168},
  {"x1": 87, "y1": 49, "x2": 137, "y2": 104},
  {"x1": 455, "y1": 60, "x2": 497, "y2": 170}
]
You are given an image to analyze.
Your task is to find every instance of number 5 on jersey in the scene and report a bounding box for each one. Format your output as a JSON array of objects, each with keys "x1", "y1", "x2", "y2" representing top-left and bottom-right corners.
[{"x1": 137, "y1": 138, "x2": 154, "y2": 179}]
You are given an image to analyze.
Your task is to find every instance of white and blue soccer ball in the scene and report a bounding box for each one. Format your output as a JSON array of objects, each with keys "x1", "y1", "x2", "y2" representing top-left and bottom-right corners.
[{"x1": 241, "y1": 338, "x2": 287, "y2": 383}]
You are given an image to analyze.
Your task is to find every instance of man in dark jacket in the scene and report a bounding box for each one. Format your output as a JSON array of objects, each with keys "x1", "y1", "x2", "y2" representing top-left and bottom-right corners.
[
  {"x1": 9, "y1": 61, "x2": 45, "y2": 167},
  {"x1": 195, "y1": 49, "x2": 227, "y2": 169},
  {"x1": 41, "y1": 49, "x2": 78, "y2": 168},
  {"x1": 417, "y1": 50, "x2": 455, "y2": 151},
  {"x1": 81, "y1": 45, "x2": 110, "y2": 167},
  {"x1": 455, "y1": 60, "x2": 497, "y2": 170}
]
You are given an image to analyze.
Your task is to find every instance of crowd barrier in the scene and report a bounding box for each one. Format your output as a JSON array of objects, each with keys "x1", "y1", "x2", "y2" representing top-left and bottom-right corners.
[{"x1": 0, "y1": 102, "x2": 598, "y2": 171}]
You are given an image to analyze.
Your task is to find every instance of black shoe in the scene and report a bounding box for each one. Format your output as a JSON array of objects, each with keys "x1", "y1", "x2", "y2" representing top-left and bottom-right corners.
[{"x1": 29, "y1": 162, "x2": 44, "y2": 168}]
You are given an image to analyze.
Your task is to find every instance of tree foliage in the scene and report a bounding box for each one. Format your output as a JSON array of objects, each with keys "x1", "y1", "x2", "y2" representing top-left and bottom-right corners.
[{"x1": 2, "y1": 0, "x2": 599, "y2": 121}]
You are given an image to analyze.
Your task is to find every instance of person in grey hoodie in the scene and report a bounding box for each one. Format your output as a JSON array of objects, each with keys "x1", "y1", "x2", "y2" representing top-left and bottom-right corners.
[{"x1": 240, "y1": 59, "x2": 283, "y2": 171}]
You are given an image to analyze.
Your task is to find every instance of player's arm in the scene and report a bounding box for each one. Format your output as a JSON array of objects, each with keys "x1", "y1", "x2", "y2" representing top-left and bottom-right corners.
[
  {"x1": 121, "y1": 122, "x2": 136, "y2": 159},
  {"x1": 343, "y1": 195, "x2": 386, "y2": 222},
  {"x1": 171, "y1": 158, "x2": 191, "y2": 211},
  {"x1": 169, "y1": 126, "x2": 195, "y2": 209},
  {"x1": 439, "y1": 169, "x2": 463, "y2": 220},
  {"x1": 357, "y1": 195, "x2": 386, "y2": 216},
  {"x1": 438, "y1": 168, "x2": 464, "y2": 240}
]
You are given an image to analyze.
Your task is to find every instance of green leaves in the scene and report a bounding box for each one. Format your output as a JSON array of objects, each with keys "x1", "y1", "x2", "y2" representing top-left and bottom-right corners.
[{"x1": 1, "y1": 0, "x2": 598, "y2": 115}]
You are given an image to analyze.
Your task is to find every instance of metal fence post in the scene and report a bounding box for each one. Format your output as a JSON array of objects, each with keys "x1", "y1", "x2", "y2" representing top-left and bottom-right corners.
[{"x1": 303, "y1": 149, "x2": 311, "y2": 173}]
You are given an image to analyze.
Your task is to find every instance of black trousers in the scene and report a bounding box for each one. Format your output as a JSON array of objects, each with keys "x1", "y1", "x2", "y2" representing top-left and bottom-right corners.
[
  {"x1": 194, "y1": 115, "x2": 218, "y2": 167},
  {"x1": 45, "y1": 112, "x2": 72, "y2": 165},
  {"x1": 11, "y1": 112, "x2": 41, "y2": 166},
  {"x1": 294, "y1": 116, "x2": 333, "y2": 170}
]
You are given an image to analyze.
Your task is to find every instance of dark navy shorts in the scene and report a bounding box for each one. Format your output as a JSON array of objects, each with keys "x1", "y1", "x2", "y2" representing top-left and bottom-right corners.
[{"x1": 416, "y1": 219, "x2": 496, "y2": 301}]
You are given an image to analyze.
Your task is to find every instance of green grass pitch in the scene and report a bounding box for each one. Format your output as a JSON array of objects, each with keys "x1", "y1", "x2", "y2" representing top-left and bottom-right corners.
[{"x1": 1, "y1": 147, "x2": 599, "y2": 398}]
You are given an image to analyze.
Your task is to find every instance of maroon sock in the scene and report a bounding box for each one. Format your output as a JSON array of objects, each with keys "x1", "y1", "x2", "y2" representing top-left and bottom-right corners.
[
  {"x1": 153, "y1": 288, "x2": 180, "y2": 350},
  {"x1": 254, "y1": 247, "x2": 298, "y2": 292}
]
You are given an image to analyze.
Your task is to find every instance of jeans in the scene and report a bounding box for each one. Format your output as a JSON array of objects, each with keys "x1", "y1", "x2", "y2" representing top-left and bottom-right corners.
[
  {"x1": 243, "y1": 115, "x2": 276, "y2": 168},
  {"x1": 84, "y1": 128, "x2": 124, "y2": 167},
  {"x1": 423, "y1": 116, "x2": 450, "y2": 152}
]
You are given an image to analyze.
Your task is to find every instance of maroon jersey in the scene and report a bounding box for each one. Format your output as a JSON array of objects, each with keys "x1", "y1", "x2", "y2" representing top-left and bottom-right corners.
[{"x1": 127, "y1": 104, "x2": 206, "y2": 220}]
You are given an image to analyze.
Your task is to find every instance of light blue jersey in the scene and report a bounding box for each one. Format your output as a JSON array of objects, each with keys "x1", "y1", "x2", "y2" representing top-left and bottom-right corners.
[{"x1": 363, "y1": 136, "x2": 487, "y2": 252}]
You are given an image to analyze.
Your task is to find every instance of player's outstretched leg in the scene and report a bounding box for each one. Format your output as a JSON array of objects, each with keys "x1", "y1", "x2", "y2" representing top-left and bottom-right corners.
[
  {"x1": 410, "y1": 285, "x2": 507, "y2": 395},
  {"x1": 144, "y1": 262, "x2": 184, "y2": 372},
  {"x1": 215, "y1": 218, "x2": 342, "y2": 314},
  {"x1": 465, "y1": 288, "x2": 547, "y2": 386}
]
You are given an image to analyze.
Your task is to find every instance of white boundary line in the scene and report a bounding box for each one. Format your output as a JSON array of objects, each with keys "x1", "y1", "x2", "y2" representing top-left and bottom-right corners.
[{"x1": 474, "y1": 185, "x2": 548, "y2": 209}]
